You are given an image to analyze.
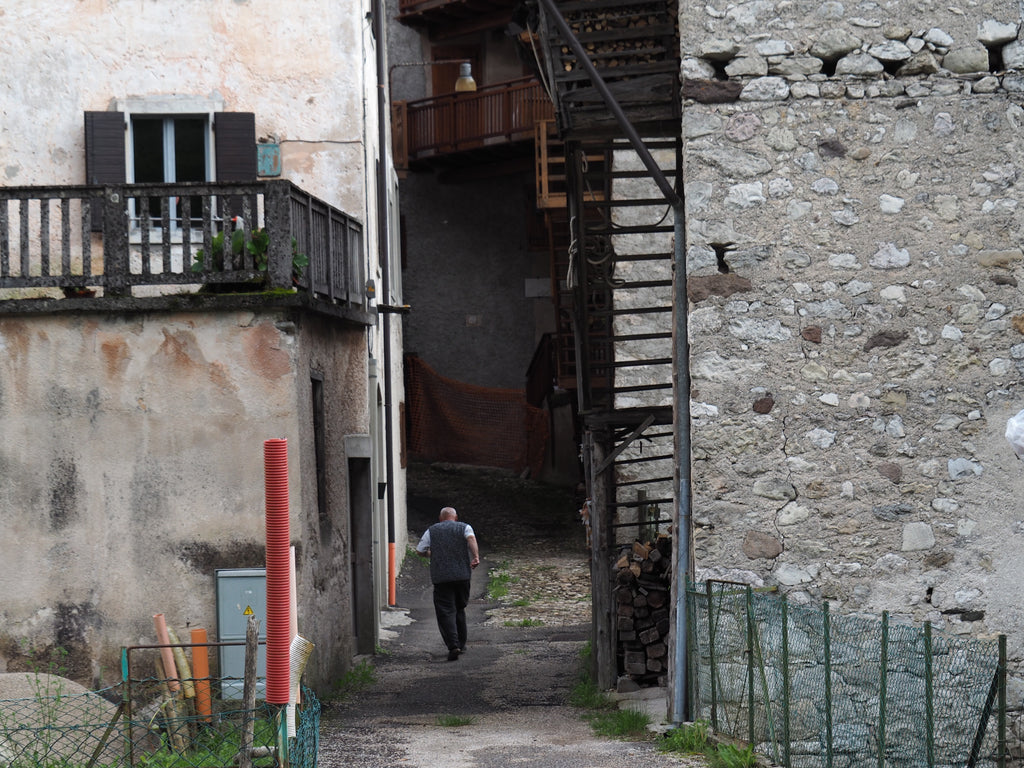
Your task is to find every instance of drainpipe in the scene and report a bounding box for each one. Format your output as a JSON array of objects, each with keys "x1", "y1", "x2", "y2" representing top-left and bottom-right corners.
[
  {"x1": 372, "y1": 0, "x2": 398, "y2": 606},
  {"x1": 535, "y1": 0, "x2": 691, "y2": 721}
]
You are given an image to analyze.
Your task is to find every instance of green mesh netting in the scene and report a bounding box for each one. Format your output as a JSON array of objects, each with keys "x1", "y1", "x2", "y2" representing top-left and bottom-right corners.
[
  {"x1": 687, "y1": 581, "x2": 1004, "y2": 768},
  {"x1": 0, "y1": 675, "x2": 319, "y2": 768}
]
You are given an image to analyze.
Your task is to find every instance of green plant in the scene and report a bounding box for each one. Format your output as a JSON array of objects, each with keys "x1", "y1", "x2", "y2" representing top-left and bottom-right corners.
[
  {"x1": 330, "y1": 659, "x2": 377, "y2": 701},
  {"x1": 585, "y1": 707, "x2": 652, "y2": 739},
  {"x1": 709, "y1": 742, "x2": 757, "y2": 768},
  {"x1": 569, "y1": 677, "x2": 613, "y2": 709},
  {"x1": 503, "y1": 618, "x2": 544, "y2": 627},
  {"x1": 486, "y1": 563, "x2": 517, "y2": 600},
  {"x1": 407, "y1": 545, "x2": 429, "y2": 566},
  {"x1": 511, "y1": 598, "x2": 531, "y2": 607},
  {"x1": 374, "y1": 643, "x2": 392, "y2": 656},
  {"x1": 191, "y1": 226, "x2": 308, "y2": 281},
  {"x1": 658, "y1": 720, "x2": 710, "y2": 754},
  {"x1": 436, "y1": 714, "x2": 476, "y2": 727}
]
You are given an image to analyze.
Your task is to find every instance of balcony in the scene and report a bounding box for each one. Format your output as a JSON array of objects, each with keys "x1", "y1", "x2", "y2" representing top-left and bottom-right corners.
[
  {"x1": 396, "y1": 0, "x2": 517, "y2": 35},
  {"x1": 0, "y1": 180, "x2": 370, "y2": 324},
  {"x1": 392, "y1": 77, "x2": 555, "y2": 171}
]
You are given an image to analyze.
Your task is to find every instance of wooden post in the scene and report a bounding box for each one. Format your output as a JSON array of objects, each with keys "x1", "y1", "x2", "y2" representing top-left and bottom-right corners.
[
  {"x1": 588, "y1": 433, "x2": 615, "y2": 690},
  {"x1": 238, "y1": 615, "x2": 261, "y2": 768}
]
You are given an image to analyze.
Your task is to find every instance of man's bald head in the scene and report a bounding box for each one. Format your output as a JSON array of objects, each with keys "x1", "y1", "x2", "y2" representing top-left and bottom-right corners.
[{"x1": 439, "y1": 507, "x2": 458, "y2": 521}]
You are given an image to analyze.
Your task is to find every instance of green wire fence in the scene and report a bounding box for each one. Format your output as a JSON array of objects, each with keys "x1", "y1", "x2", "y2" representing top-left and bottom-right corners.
[
  {"x1": 688, "y1": 580, "x2": 1006, "y2": 768},
  {"x1": 0, "y1": 665, "x2": 319, "y2": 768}
]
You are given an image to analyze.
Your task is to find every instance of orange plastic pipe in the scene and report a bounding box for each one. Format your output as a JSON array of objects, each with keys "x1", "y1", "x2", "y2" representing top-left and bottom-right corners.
[
  {"x1": 152, "y1": 614, "x2": 180, "y2": 694},
  {"x1": 191, "y1": 627, "x2": 212, "y2": 722},
  {"x1": 264, "y1": 438, "x2": 291, "y2": 704}
]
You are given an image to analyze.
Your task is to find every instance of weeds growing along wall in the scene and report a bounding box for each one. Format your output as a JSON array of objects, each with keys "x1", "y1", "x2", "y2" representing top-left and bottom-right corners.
[{"x1": 688, "y1": 581, "x2": 1006, "y2": 768}]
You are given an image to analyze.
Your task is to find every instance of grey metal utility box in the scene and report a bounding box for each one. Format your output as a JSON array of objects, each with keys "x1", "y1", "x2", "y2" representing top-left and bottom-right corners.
[{"x1": 215, "y1": 568, "x2": 267, "y2": 699}]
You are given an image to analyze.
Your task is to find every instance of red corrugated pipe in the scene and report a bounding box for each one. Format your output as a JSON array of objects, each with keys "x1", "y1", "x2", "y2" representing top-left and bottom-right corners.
[{"x1": 264, "y1": 438, "x2": 291, "y2": 705}]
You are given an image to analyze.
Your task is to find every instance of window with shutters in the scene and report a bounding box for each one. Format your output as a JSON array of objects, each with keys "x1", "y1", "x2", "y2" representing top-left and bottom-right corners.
[{"x1": 85, "y1": 96, "x2": 256, "y2": 237}]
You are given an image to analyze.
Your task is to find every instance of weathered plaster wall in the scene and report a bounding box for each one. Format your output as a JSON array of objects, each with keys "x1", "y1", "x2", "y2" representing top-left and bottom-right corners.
[
  {"x1": 0, "y1": 308, "x2": 366, "y2": 689},
  {"x1": 0, "y1": 0, "x2": 366, "y2": 214}
]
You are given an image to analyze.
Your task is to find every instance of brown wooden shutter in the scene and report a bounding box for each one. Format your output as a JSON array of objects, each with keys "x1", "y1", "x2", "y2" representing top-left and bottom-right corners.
[
  {"x1": 214, "y1": 112, "x2": 257, "y2": 221},
  {"x1": 84, "y1": 111, "x2": 126, "y2": 230},
  {"x1": 215, "y1": 112, "x2": 256, "y2": 181}
]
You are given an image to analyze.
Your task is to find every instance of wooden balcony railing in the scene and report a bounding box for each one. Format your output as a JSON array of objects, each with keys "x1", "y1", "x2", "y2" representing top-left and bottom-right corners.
[
  {"x1": 0, "y1": 180, "x2": 366, "y2": 310},
  {"x1": 392, "y1": 77, "x2": 555, "y2": 165}
]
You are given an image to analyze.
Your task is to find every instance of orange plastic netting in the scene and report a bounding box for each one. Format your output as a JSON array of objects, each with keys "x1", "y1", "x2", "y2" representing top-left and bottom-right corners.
[{"x1": 405, "y1": 355, "x2": 549, "y2": 478}]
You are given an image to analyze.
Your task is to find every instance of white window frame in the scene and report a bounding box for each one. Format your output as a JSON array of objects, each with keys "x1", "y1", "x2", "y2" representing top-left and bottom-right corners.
[{"x1": 115, "y1": 95, "x2": 223, "y2": 239}]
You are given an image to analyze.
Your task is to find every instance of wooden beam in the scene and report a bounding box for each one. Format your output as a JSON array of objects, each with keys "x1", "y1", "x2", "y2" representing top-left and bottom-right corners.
[{"x1": 593, "y1": 413, "x2": 655, "y2": 475}]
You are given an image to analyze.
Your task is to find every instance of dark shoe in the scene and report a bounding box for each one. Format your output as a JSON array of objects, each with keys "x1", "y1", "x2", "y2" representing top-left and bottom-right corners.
[{"x1": 447, "y1": 648, "x2": 461, "y2": 661}]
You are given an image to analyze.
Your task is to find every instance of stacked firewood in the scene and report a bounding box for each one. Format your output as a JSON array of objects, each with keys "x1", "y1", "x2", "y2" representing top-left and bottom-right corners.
[
  {"x1": 614, "y1": 536, "x2": 672, "y2": 685},
  {"x1": 557, "y1": 2, "x2": 679, "y2": 73}
]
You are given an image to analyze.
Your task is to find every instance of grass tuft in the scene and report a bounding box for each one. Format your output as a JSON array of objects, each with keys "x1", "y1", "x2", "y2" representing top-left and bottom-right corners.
[
  {"x1": 585, "y1": 707, "x2": 652, "y2": 739},
  {"x1": 486, "y1": 563, "x2": 517, "y2": 599},
  {"x1": 658, "y1": 720, "x2": 710, "y2": 754},
  {"x1": 658, "y1": 721, "x2": 758, "y2": 768},
  {"x1": 503, "y1": 618, "x2": 544, "y2": 627},
  {"x1": 437, "y1": 714, "x2": 476, "y2": 727},
  {"x1": 330, "y1": 659, "x2": 376, "y2": 701}
]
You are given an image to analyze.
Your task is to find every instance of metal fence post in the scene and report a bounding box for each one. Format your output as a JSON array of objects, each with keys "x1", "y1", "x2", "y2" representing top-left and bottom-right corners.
[
  {"x1": 746, "y1": 585, "x2": 755, "y2": 745},
  {"x1": 782, "y1": 595, "x2": 791, "y2": 768},
  {"x1": 878, "y1": 611, "x2": 889, "y2": 768},
  {"x1": 999, "y1": 634, "x2": 1007, "y2": 768},
  {"x1": 823, "y1": 601, "x2": 833, "y2": 768},
  {"x1": 924, "y1": 622, "x2": 934, "y2": 768},
  {"x1": 707, "y1": 581, "x2": 718, "y2": 731}
]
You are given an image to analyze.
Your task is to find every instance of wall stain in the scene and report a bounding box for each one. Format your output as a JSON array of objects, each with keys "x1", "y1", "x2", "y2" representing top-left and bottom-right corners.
[
  {"x1": 177, "y1": 541, "x2": 270, "y2": 576},
  {"x1": 242, "y1": 322, "x2": 291, "y2": 380},
  {"x1": 48, "y1": 455, "x2": 79, "y2": 531}
]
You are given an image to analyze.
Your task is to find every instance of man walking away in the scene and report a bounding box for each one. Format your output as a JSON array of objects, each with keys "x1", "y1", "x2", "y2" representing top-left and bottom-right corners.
[{"x1": 416, "y1": 507, "x2": 480, "y2": 661}]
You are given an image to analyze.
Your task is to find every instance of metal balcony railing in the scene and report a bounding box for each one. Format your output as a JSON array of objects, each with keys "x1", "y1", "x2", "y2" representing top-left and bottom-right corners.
[
  {"x1": 392, "y1": 77, "x2": 555, "y2": 165},
  {"x1": 0, "y1": 180, "x2": 365, "y2": 309}
]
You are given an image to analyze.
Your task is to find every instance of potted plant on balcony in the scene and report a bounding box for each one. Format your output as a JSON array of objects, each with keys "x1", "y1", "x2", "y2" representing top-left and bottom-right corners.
[{"x1": 191, "y1": 224, "x2": 309, "y2": 292}]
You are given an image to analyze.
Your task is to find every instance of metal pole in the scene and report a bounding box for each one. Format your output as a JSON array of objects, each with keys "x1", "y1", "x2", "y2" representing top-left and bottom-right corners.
[
  {"x1": 924, "y1": 622, "x2": 934, "y2": 768},
  {"x1": 878, "y1": 611, "x2": 889, "y2": 768},
  {"x1": 373, "y1": 0, "x2": 399, "y2": 608},
  {"x1": 746, "y1": 586, "x2": 755, "y2": 744},
  {"x1": 823, "y1": 602, "x2": 833, "y2": 768},
  {"x1": 999, "y1": 634, "x2": 1007, "y2": 768},
  {"x1": 781, "y1": 596, "x2": 791, "y2": 768},
  {"x1": 671, "y1": 206, "x2": 691, "y2": 724},
  {"x1": 706, "y1": 581, "x2": 718, "y2": 731}
]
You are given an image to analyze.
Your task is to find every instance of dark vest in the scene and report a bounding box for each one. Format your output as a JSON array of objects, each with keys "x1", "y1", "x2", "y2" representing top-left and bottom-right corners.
[{"x1": 428, "y1": 520, "x2": 472, "y2": 584}]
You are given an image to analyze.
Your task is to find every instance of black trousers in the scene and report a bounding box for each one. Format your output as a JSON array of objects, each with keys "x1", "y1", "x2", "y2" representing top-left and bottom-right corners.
[{"x1": 432, "y1": 579, "x2": 471, "y2": 651}]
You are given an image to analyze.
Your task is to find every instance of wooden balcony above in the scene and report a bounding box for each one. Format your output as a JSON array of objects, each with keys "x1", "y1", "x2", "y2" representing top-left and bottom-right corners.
[
  {"x1": 392, "y1": 77, "x2": 556, "y2": 173},
  {"x1": 397, "y1": 0, "x2": 518, "y2": 37}
]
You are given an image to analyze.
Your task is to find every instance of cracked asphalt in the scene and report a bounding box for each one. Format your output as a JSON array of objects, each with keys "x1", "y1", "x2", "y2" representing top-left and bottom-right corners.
[{"x1": 317, "y1": 464, "x2": 698, "y2": 768}]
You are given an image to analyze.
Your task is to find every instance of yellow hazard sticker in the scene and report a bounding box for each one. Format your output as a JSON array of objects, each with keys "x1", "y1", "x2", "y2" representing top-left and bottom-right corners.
[{"x1": 243, "y1": 606, "x2": 254, "y2": 615}]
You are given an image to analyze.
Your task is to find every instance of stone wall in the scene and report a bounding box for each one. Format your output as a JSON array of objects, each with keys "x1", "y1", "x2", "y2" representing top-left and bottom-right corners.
[{"x1": 606, "y1": 0, "x2": 1024, "y2": 720}]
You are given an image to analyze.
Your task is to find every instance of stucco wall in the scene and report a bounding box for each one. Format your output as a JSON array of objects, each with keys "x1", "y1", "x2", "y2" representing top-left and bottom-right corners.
[
  {"x1": 0, "y1": 0, "x2": 367, "y2": 214},
  {"x1": 0, "y1": 308, "x2": 367, "y2": 689}
]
